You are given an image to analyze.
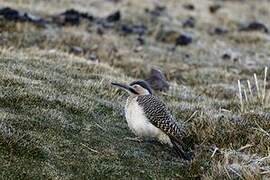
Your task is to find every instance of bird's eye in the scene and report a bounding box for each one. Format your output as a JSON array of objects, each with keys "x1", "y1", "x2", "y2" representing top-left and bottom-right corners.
[{"x1": 133, "y1": 85, "x2": 138, "y2": 88}]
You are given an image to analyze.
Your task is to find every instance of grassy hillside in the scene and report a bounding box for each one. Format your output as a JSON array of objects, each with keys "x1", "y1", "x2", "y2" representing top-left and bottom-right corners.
[{"x1": 0, "y1": 0, "x2": 270, "y2": 179}]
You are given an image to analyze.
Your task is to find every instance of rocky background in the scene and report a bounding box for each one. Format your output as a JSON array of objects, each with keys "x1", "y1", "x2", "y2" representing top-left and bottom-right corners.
[{"x1": 0, "y1": 0, "x2": 269, "y2": 179}]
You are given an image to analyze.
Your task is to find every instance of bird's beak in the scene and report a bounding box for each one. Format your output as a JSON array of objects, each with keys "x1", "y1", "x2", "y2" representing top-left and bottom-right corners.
[{"x1": 111, "y1": 82, "x2": 139, "y2": 94}]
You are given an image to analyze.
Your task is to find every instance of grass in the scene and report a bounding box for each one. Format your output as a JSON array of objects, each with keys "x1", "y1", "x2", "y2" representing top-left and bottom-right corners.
[
  {"x1": 238, "y1": 67, "x2": 269, "y2": 112},
  {"x1": 0, "y1": 0, "x2": 270, "y2": 179}
]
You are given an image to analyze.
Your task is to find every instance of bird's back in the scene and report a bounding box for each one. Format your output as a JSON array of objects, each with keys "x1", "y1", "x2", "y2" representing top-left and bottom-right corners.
[{"x1": 136, "y1": 95, "x2": 184, "y2": 140}]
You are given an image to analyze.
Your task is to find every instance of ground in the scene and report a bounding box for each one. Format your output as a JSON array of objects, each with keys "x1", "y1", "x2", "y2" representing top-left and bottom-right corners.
[{"x1": 0, "y1": 0, "x2": 270, "y2": 179}]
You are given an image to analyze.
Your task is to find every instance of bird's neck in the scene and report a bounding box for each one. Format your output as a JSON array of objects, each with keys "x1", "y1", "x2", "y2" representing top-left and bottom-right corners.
[{"x1": 126, "y1": 95, "x2": 137, "y2": 106}]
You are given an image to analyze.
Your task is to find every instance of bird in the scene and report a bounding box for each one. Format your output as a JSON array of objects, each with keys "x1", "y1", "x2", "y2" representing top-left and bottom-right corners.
[{"x1": 111, "y1": 80, "x2": 189, "y2": 159}]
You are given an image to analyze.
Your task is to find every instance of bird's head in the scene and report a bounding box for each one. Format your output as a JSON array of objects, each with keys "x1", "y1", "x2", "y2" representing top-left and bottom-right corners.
[{"x1": 111, "y1": 80, "x2": 153, "y2": 96}]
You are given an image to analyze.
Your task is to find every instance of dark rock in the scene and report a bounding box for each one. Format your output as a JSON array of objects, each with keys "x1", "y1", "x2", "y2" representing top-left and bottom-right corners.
[
  {"x1": 221, "y1": 50, "x2": 240, "y2": 62},
  {"x1": 132, "y1": 25, "x2": 147, "y2": 35},
  {"x1": 95, "y1": 11, "x2": 121, "y2": 29},
  {"x1": 0, "y1": 7, "x2": 47, "y2": 25},
  {"x1": 210, "y1": 27, "x2": 228, "y2": 35},
  {"x1": 137, "y1": 36, "x2": 145, "y2": 45},
  {"x1": 183, "y1": 4, "x2": 195, "y2": 10},
  {"x1": 182, "y1": 17, "x2": 195, "y2": 28},
  {"x1": 120, "y1": 24, "x2": 147, "y2": 36},
  {"x1": 145, "y1": 5, "x2": 166, "y2": 17},
  {"x1": 120, "y1": 24, "x2": 133, "y2": 34},
  {"x1": 106, "y1": 10, "x2": 121, "y2": 22},
  {"x1": 175, "y1": 34, "x2": 192, "y2": 46},
  {"x1": 239, "y1": 21, "x2": 268, "y2": 33},
  {"x1": 214, "y1": 27, "x2": 228, "y2": 34},
  {"x1": 69, "y1": 46, "x2": 83, "y2": 55},
  {"x1": 54, "y1": 9, "x2": 94, "y2": 25},
  {"x1": 0, "y1": 7, "x2": 21, "y2": 21},
  {"x1": 80, "y1": 12, "x2": 94, "y2": 21},
  {"x1": 145, "y1": 67, "x2": 170, "y2": 92},
  {"x1": 94, "y1": 11, "x2": 120, "y2": 29},
  {"x1": 184, "y1": 53, "x2": 190, "y2": 58},
  {"x1": 89, "y1": 53, "x2": 98, "y2": 61},
  {"x1": 222, "y1": 53, "x2": 231, "y2": 60},
  {"x1": 59, "y1": 9, "x2": 80, "y2": 25},
  {"x1": 209, "y1": 4, "x2": 221, "y2": 13}
]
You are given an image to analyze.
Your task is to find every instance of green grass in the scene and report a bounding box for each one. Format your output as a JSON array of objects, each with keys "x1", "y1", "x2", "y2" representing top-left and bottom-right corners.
[
  {"x1": 0, "y1": 0, "x2": 270, "y2": 179},
  {"x1": 0, "y1": 49, "x2": 191, "y2": 179}
]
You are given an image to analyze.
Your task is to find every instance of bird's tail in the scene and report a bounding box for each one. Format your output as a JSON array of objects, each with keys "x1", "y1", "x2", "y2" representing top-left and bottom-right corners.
[{"x1": 170, "y1": 137, "x2": 192, "y2": 160}]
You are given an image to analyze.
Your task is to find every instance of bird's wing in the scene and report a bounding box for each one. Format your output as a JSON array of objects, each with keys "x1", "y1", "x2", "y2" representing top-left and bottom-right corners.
[{"x1": 136, "y1": 95, "x2": 184, "y2": 139}]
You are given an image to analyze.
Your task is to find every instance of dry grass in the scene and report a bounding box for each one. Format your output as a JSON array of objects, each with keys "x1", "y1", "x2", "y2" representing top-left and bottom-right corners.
[
  {"x1": 0, "y1": 0, "x2": 270, "y2": 179},
  {"x1": 238, "y1": 67, "x2": 269, "y2": 112}
]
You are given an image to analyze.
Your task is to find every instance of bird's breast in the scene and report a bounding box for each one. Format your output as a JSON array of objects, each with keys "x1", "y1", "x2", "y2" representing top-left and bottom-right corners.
[{"x1": 125, "y1": 97, "x2": 161, "y2": 138}]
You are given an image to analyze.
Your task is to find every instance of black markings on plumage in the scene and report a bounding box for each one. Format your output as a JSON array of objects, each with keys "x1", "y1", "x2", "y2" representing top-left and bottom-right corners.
[{"x1": 136, "y1": 95, "x2": 183, "y2": 139}]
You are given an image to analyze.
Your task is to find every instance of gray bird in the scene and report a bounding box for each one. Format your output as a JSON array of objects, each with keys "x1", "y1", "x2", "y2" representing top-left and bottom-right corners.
[{"x1": 111, "y1": 80, "x2": 189, "y2": 159}]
